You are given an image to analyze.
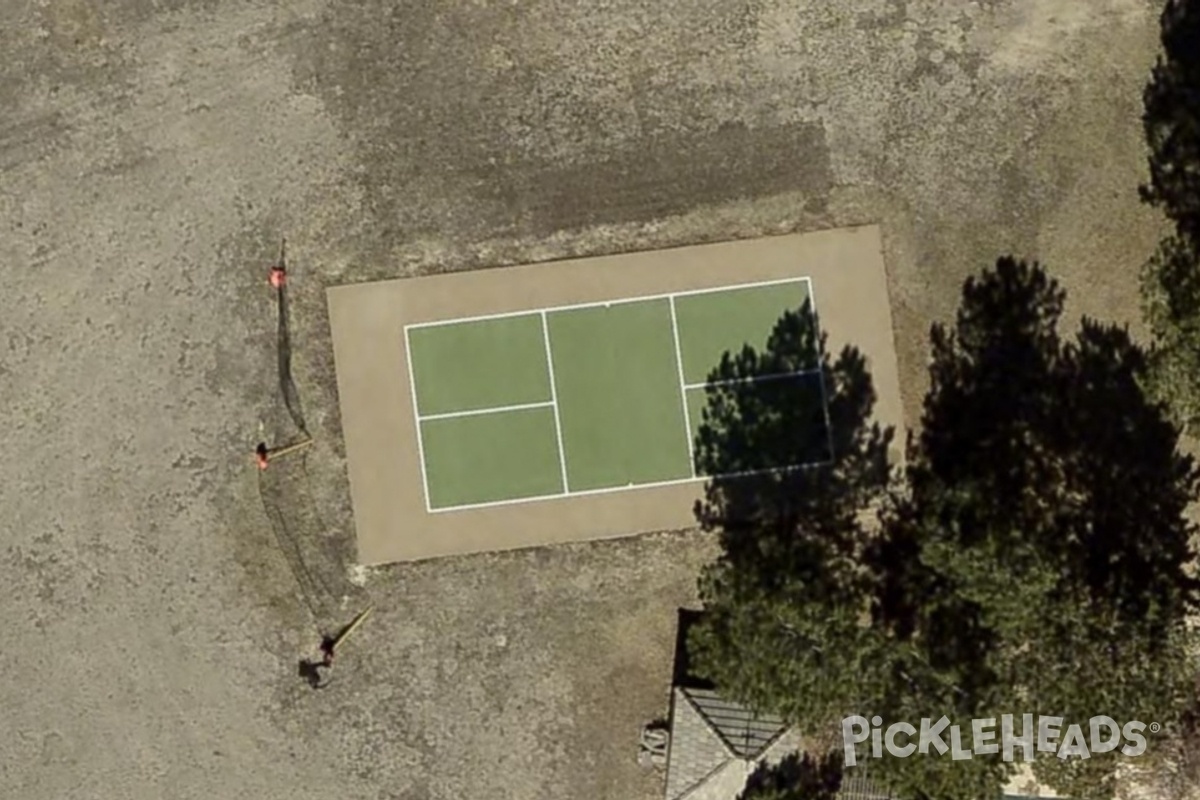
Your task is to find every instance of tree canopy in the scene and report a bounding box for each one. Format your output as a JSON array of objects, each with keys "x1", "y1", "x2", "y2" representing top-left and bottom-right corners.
[
  {"x1": 689, "y1": 301, "x2": 895, "y2": 730},
  {"x1": 1141, "y1": 0, "x2": 1200, "y2": 434},
  {"x1": 1142, "y1": 0, "x2": 1200, "y2": 240},
  {"x1": 693, "y1": 261, "x2": 1199, "y2": 800}
]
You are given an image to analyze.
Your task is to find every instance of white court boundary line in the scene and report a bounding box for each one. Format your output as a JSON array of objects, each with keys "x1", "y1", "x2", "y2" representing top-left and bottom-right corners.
[
  {"x1": 667, "y1": 295, "x2": 697, "y2": 478},
  {"x1": 404, "y1": 275, "x2": 828, "y2": 513},
  {"x1": 540, "y1": 311, "x2": 571, "y2": 495},
  {"x1": 405, "y1": 276, "x2": 812, "y2": 331},
  {"x1": 426, "y1": 453, "x2": 835, "y2": 514},
  {"x1": 403, "y1": 326, "x2": 435, "y2": 514}
]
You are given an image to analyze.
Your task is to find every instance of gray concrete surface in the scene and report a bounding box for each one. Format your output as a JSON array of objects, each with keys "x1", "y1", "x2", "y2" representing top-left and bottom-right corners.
[{"x1": 0, "y1": 0, "x2": 1168, "y2": 798}]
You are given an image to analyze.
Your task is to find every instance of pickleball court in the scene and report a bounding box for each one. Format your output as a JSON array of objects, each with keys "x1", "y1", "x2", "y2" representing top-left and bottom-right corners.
[
  {"x1": 406, "y1": 278, "x2": 830, "y2": 512},
  {"x1": 328, "y1": 225, "x2": 904, "y2": 564}
]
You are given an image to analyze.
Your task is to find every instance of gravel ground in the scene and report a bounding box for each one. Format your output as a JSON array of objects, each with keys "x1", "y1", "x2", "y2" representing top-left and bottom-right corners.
[{"x1": 1, "y1": 1, "x2": 1169, "y2": 798}]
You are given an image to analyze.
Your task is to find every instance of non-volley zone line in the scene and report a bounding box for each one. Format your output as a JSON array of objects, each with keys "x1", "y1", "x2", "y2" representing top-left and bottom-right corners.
[{"x1": 681, "y1": 367, "x2": 823, "y2": 392}]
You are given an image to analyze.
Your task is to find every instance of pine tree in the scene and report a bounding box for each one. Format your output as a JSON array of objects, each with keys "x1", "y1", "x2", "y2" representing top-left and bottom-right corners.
[
  {"x1": 699, "y1": 261, "x2": 1199, "y2": 800},
  {"x1": 1141, "y1": 0, "x2": 1200, "y2": 433}
]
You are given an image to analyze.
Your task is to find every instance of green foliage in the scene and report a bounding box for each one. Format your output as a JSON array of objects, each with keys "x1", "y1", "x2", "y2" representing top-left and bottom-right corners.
[
  {"x1": 1141, "y1": 0, "x2": 1200, "y2": 240},
  {"x1": 1141, "y1": 236, "x2": 1200, "y2": 433},
  {"x1": 866, "y1": 745, "x2": 1011, "y2": 800},
  {"x1": 1141, "y1": 0, "x2": 1200, "y2": 434},
  {"x1": 695, "y1": 260, "x2": 1200, "y2": 800},
  {"x1": 690, "y1": 302, "x2": 896, "y2": 729},
  {"x1": 885, "y1": 261, "x2": 1198, "y2": 796}
]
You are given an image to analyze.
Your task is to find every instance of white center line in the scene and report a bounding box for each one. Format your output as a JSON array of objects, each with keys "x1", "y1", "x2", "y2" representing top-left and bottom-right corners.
[{"x1": 418, "y1": 400, "x2": 555, "y2": 422}]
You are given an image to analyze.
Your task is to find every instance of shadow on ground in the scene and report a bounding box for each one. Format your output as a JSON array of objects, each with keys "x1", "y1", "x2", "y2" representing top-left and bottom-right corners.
[
  {"x1": 257, "y1": 242, "x2": 364, "y2": 626},
  {"x1": 738, "y1": 750, "x2": 846, "y2": 800},
  {"x1": 275, "y1": 240, "x2": 309, "y2": 439}
]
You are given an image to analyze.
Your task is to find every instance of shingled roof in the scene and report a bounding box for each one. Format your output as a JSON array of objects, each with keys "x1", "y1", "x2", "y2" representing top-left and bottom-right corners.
[
  {"x1": 664, "y1": 610, "x2": 893, "y2": 800},
  {"x1": 680, "y1": 686, "x2": 788, "y2": 759},
  {"x1": 665, "y1": 610, "x2": 794, "y2": 799}
]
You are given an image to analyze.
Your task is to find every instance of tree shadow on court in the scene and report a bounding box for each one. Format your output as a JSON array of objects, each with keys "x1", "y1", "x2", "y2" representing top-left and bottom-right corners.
[
  {"x1": 691, "y1": 298, "x2": 896, "y2": 574},
  {"x1": 736, "y1": 749, "x2": 846, "y2": 800},
  {"x1": 688, "y1": 260, "x2": 1199, "y2": 800}
]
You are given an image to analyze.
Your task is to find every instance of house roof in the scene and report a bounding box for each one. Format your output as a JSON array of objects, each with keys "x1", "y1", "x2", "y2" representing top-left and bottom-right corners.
[
  {"x1": 664, "y1": 610, "x2": 796, "y2": 800},
  {"x1": 666, "y1": 686, "x2": 744, "y2": 800},
  {"x1": 663, "y1": 611, "x2": 1077, "y2": 800},
  {"x1": 665, "y1": 610, "x2": 896, "y2": 800},
  {"x1": 682, "y1": 686, "x2": 789, "y2": 759}
]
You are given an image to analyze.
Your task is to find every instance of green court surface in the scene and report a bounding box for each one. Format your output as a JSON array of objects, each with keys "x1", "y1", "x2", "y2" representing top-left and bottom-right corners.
[
  {"x1": 420, "y1": 406, "x2": 563, "y2": 509},
  {"x1": 404, "y1": 278, "x2": 829, "y2": 511},
  {"x1": 407, "y1": 314, "x2": 551, "y2": 415},
  {"x1": 548, "y1": 300, "x2": 692, "y2": 491}
]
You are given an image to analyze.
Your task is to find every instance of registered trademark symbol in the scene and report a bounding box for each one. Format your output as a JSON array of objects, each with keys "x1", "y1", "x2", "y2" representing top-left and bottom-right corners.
[{"x1": 1150, "y1": 722, "x2": 1161, "y2": 734}]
